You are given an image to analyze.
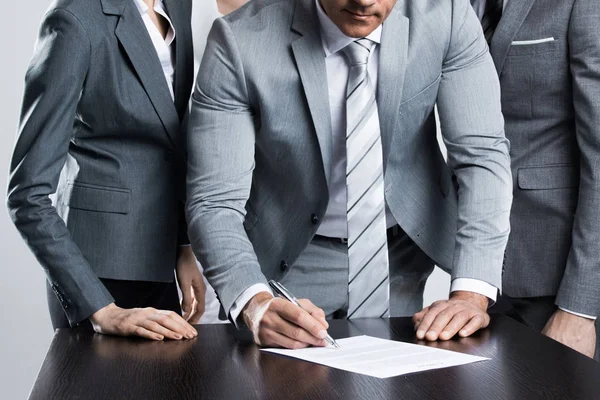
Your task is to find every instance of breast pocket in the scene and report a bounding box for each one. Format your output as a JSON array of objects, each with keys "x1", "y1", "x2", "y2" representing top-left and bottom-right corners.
[
  {"x1": 502, "y1": 39, "x2": 562, "y2": 120},
  {"x1": 68, "y1": 182, "x2": 131, "y2": 214},
  {"x1": 508, "y1": 38, "x2": 558, "y2": 56}
]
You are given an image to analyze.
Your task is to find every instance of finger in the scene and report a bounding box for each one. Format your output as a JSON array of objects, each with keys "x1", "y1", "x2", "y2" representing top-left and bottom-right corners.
[
  {"x1": 416, "y1": 303, "x2": 451, "y2": 340},
  {"x1": 413, "y1": 307, "x2": 429, "y2": 329},
  {"x1": 164, "y1": 310, "x2": 198, "y2": 336},
  {"x1": 458, "y1": 314, "x2": 487, "y2": 337},
  {"x1": 438, "y1": 311, "x2": 471, "y2": 340},
  {"x1": 272, "y1": 303, "x2": 328, "y2": 347},
  {"x1": 271, "y1": 315, "x2": 327, "y2": 347},
  {"x1": 142, "y1": 319, "x2": 185, "y2": 340},
  {"x1": 131, "y1": 325, "x2": 164, "y2": 341},
  {"x1": 187, "y1": 299, "x2": 204, "y2": 324},
  {"x1": 297, "y1": 299, "x2": 328, "y2": 329},
  {"x1": 425, "y1": 306, "x2": 463, "y2": 341},
  {"x1": 192, "y1": 282, "x2": 206, "y2": 320},
  {"x1": 180, "y1": 285, "x2": 194, "y2": 321},
  {"x1": 154, "y1": 311, "x2": 197, "y2": 339},
  {"x1": 258, "y1": 328, "x2": 310, "y2": 350}
]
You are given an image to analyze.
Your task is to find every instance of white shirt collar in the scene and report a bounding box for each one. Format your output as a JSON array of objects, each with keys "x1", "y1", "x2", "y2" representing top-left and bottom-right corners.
[
  {"x1": 315, "y1": 0, "x2": 382, "y2": 57},
  {"x1": 133, "y1": 0, "x2": 176, "y2": 46}
]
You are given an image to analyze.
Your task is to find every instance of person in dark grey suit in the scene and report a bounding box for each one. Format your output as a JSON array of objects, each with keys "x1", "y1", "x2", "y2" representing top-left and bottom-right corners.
[
  {"x1": 472, "y1": 0, "x2": 600, "y2": 360},
  {"x1": 7, "y1": 0, "x2": 204, "y2": 340}
]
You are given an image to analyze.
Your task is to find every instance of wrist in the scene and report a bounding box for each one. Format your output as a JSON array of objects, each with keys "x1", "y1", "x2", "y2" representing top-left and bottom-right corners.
[
  {"x1": 450, "y1": 291, "x2": 488, "y2": 311},
  {"x1": 556, "y1": 309, "x2": 596, "y2": 325},
  {"x1": 90, "y1": 302, "x2": 117, "y2": 325},
  {"x1": 177, "y1": 245, "x2": 194, "y2": 259},
  {"x1": 242, "y1": 292, "x2": 273, "y2": 328}
]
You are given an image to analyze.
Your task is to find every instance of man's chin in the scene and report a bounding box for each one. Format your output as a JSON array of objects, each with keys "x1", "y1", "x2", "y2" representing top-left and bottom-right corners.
[{"x1": 337, "y1": 21, "x2": 379, "y2": 38}]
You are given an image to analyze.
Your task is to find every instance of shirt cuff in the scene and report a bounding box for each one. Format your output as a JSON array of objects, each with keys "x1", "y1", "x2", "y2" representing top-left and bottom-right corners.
[
  {"x1": 229, "y1": 283, "x2": 273, "y2": 328},
  {"x1": 450, "y1": 278, "x2": 498, "y2": 307},
  {"x1": 558, "y1": 307, "x2": 597, "y2": 321}
]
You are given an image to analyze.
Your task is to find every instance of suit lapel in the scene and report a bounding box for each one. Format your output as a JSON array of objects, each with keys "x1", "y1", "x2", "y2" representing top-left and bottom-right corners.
[
  {"x1": 163, "y1": 0, "x2": 192, "y2": 119},
  {"x1": 378, "y1": 6, "x2": 409, "y2": 166},
  {"x1": 103, "y1": 0, "x2": 180, "y2": 144},
  {"x1": 490, "y1": 0, "x2": 537, "y2": 75},
  {"x1": 291, "y1": 0, "x2": 333, "y2": 185}
]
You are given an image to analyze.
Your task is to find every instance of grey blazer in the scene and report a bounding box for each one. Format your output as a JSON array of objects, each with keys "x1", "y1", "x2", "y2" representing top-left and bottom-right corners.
[
  {"x1": 187, "y1": 0, "x2": 513, "y2": 316},
  {"x1": 6, "y1": 0, "x2": 194, "y2": 325},
  {"x1": 493, "y1": 0, "x2": 600, "y2": 316}
]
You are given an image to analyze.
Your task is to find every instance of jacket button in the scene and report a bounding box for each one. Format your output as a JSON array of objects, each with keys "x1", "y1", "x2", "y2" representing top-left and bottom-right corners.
[
  {"x1": 311, "y1": 213, "x2": 319, "y2": 224},
  {"x1": 164, "y1": 151, "x2": 174, "y2": 162},
  {"x1": 280, "y1": 260, "x2": 289, "y2": 271}
]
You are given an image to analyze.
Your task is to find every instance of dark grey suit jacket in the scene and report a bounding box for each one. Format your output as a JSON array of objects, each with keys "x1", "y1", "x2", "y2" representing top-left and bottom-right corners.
[
  {"x1": 493, "y1": 0, "x2": 600, "y2": 316},
  {"x1": 6, "y1": 0, "x2": 194, "y2": 325}
]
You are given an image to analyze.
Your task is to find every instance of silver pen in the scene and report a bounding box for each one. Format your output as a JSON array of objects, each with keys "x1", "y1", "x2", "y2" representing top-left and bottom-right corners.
[{"x1": 268, "y1": 280, "x2": 341, "y2": 348}]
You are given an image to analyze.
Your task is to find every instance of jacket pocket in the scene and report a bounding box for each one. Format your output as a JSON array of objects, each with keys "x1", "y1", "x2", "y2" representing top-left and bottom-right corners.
[
  {"x1": 507, "y1": 39, "x2": 558, "y2": 56},
  {"x1": 517, "y1": 165, "x2": 578, "y2": 190},
  {"x1": 68, "y1": 182, "x2": 131, "y2": 214}
]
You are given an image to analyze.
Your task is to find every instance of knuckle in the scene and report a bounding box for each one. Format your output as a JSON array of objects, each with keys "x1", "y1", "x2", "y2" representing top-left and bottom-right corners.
[
  {"x1": 290, "y1": 309, "x2": 303, "y2": 322},
  {"x1": 290, "y1": 327, "x2": 303, "y2": 340}
]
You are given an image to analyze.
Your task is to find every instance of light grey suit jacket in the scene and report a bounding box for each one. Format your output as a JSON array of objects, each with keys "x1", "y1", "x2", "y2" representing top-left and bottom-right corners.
[
  {"x1": 6, "y1": 0, "x2": 194, "y2": 325},
  {"x1": 492, "y1": 0, "x2": 600, "y2": 316},
  {"x1": 187, "y1": 0, "x2": 513, "y2": 317}
]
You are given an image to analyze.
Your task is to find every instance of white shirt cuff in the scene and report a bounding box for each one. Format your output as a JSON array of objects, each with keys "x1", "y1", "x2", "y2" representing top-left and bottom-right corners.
[
  {"x1": 558, "y1": 307, "x2": 597, "y2": 320},
  {"x1": 450, "y1": 278, "x2": 498, "y2": 307},
  {"x1": 229, "y1": 283, "x2": 273, "y2": 328}
]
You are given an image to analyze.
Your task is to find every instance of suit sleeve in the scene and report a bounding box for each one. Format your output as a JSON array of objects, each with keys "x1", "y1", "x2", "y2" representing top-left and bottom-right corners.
[
  {"x1": 186, "y1": 18, "x2": 268, "y2": 317},
  {"x1": 555, "y1": 0, "x2": 600, "y2": 317},
  {"x1": 436, "y1": 0, "x2": 513, "y2": 289},
  {"x1": 6, "y1": 9, "x2": 114, "y2": 326}
]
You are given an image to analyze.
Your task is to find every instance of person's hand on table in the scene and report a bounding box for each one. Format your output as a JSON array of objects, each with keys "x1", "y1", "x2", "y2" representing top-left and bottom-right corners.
[
  {"x1": 242, "y1": 291, "x2": 330, "y2": 349},
  {"x1": 412, "y1": 291, "x2": 490, "y2": 341},
  {"x1": 90, "y1": 303, "x2": 198, "y2": 341},
  {"x1": 542, "y1": 309, "x2": 596, "y2": 358},
  {"x1": 176, "y1": 245, "x2": 207, "y2": 323}
]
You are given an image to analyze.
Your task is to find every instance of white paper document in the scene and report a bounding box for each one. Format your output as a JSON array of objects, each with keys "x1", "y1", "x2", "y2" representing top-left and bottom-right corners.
[{"x1": 261, "y1": 335, "x2": 490, "y2": 379}]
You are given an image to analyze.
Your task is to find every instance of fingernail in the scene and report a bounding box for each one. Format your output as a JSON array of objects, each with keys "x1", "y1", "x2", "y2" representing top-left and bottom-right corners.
[
  {"x1": 318, "y1": 330, "x2": 327, "y2": 339},
  {"x1": 441, "y1": 331, "x2": 449, "y2": 338},
  {"x1": 157, "y1": 335, "x2": 164, "y2": 340},
  {"x1": 186, "y1": 332, "x2": 194, "y2": 339},
  {"x1": 174, "y1": 334, "x2": 182, "y2": 340},
  {"x1": 427, "y1": 331, "x2": 436, "y2": 338},
  {"x1": 416, "y1": 330, "x2": 425, "y2": 338},
  {"x1": 460, "y1": 330, "x2": 467, "y2": 336}
]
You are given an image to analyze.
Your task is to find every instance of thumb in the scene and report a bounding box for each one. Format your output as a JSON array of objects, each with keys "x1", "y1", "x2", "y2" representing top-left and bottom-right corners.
[{"x1": 180, "y1": 286, "x2": 194, "y2": 321}]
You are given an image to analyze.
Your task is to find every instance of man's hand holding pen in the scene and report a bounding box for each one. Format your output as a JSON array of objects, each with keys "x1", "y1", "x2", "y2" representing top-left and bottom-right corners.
[{"x1": 242, "y1": 292, "x2": 330, "y2": 349}]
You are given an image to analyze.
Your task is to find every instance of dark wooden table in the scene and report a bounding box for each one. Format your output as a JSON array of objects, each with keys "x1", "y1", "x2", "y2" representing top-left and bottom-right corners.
[{"x1": 29, "y1": 315, "x2": 600, "y2": 400}]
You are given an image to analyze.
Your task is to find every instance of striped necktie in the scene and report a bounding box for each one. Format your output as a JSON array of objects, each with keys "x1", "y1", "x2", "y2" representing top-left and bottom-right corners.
[{"x1": 342, "y1": 39, "x2": 390, "y2": 319}]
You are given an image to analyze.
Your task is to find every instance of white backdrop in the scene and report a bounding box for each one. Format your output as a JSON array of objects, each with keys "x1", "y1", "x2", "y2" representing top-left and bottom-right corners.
[{"x1": 0, "y1": 1, "x2": 450, "y2": 398}]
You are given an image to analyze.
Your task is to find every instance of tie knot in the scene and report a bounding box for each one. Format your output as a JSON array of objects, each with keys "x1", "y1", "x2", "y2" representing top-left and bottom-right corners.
[{"x1": 342, "y1": 39, "x2": 374, "y2": 66}]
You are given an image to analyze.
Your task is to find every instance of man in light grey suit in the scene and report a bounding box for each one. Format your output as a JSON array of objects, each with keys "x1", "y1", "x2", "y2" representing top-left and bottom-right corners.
[
  {"x1": 472, "y1": 0, "x2": 600, "y2": 360},
  {"x1": 187, "y1": 0, "x2": 513, "y2": 348}
]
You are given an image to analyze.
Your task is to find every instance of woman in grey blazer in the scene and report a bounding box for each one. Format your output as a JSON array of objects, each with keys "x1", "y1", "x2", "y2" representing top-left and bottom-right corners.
[{"x1": 7, "y1": 0, "x2": 204, "y2": 340}]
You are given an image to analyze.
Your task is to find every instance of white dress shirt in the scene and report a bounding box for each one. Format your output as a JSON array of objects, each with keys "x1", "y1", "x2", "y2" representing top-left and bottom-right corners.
[
  {"x1": 133, "y1": 0, "x2": 176, "y2": 100},
  {"x1": 229, "y1": 1, "x2": 501, "y2": 325},
  {"x1": 470, "y1": 0, "x2": 595, "y2": 321}
]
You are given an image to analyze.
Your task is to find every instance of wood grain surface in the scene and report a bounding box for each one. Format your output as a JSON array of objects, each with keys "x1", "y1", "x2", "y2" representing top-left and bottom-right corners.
[{"x1": 29, "y1": 315, "x2": 600, "y2": 400}]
